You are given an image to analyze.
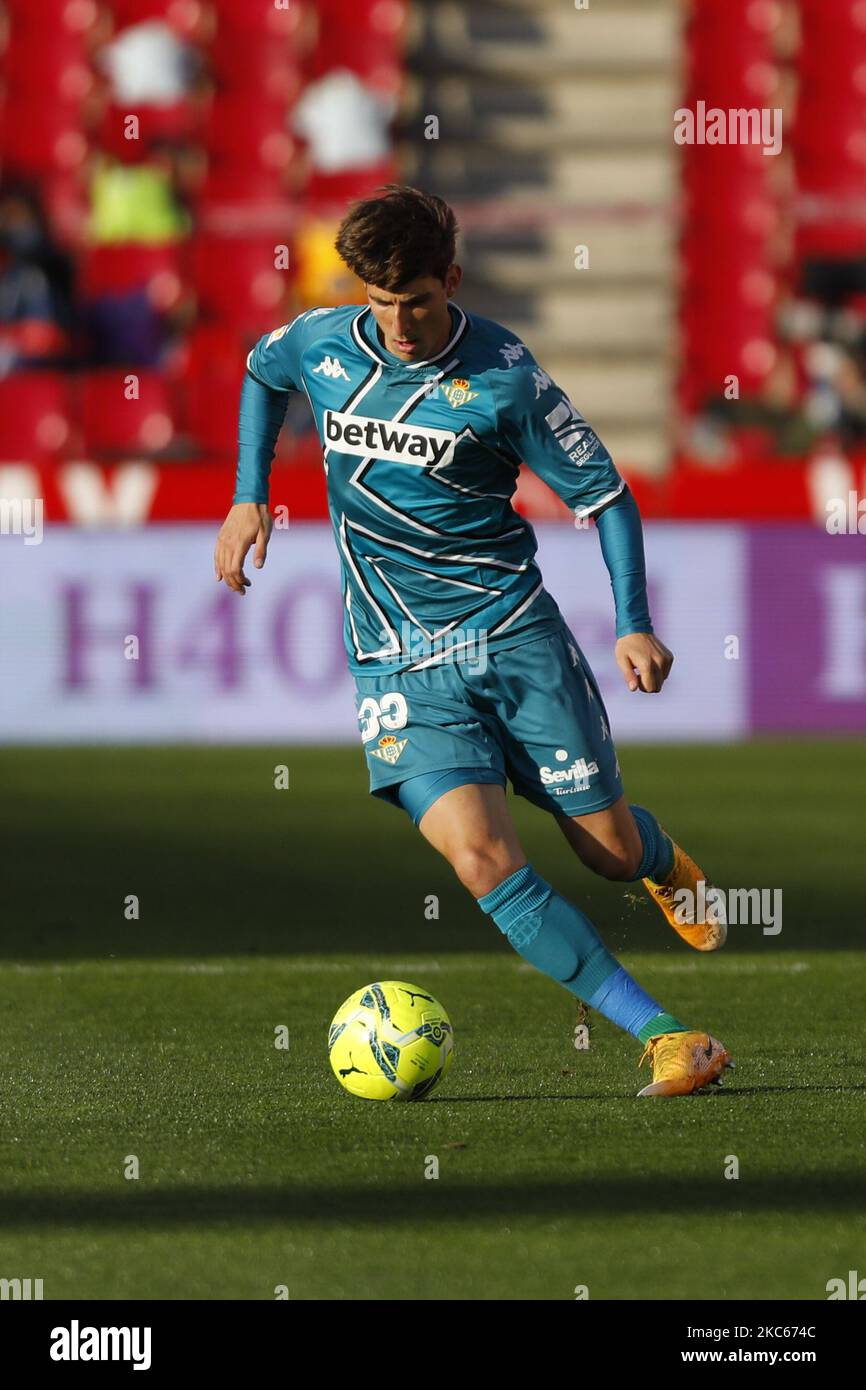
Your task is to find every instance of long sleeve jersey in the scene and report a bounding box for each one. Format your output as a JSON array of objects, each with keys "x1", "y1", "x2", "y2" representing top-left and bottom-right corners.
[{"x1": 235, "y1": 301, "x2": 652, "y2": 674}]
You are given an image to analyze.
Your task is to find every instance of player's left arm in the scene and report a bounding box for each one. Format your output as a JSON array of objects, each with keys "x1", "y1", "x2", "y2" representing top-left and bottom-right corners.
[
  {"x1": 490, "y1": 356, "x2": 673, "y2": 693},
  {"x1": 595, "y1": 490, "x2": 673, "y2": 694}
]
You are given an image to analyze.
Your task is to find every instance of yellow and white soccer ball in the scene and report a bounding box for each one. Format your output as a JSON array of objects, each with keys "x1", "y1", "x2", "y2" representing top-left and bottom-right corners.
[{"x1": 328, "y1": 980, "x2": 454, "y2": 1101}]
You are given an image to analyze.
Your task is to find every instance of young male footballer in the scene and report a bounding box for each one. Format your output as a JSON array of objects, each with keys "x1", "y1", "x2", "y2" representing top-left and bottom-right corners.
[{"x1": 215, "y1": 185, "x2": 734, "y2": 1098}]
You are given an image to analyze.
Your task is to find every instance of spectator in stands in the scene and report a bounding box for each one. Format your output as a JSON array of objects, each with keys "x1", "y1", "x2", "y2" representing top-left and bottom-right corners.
[
  {"x1": 802, "y1": 339, "x2": 866, "y2": 449},
  {"x1": 97, "y1": 17, "x2": 199, "y2": 108},
  {"x1": 90, "y1": 12, "x2": 207, "y2": 182},
  {"x1": 801, "y1": 253, "x2": 866, "y2": 310},
  {"x1": 293, "y1": 217, "x2": 365, "y2": 309},
  {"x1": 267, "y1": 218, "x2": 366, "y2": 447},
  {"x1": 692, "y1": 291, "x2": 866, "y2": 462},
  {"x1": 83, "y1": 136, "x2": 195, "y2": 365},
  {"x1": 292, "y1": 68, "x2": 396, "y2": 175},
  {"x1": 783, "y1": 293, "x2": 866, "y2": 449},
  {"x1": 691, "y1": 346, "x2": 817, "y2": 463},
  {"x1": 277, "y1": 66, "x2": 394, "y2": 437},
  {"x1": 292, "y1": 67, "x2": 396, "y2": 206},
  {"x1": 0, "y1": 181, "x2": 75, "y2": 376},
  {"x1": 86, "y1": 136, "x2": 193, "y2": 246}
]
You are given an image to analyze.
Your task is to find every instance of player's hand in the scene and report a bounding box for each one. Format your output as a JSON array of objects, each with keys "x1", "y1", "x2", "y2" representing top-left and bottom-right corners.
[
  {"x1": 214, "y1": 502, "x2": 272, "y2": 595},
  {"x1": 615, "y1": 632, "x2": 673, "y2": 693}
]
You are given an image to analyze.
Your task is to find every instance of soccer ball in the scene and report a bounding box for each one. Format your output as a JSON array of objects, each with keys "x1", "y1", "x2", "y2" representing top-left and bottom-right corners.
[{"x1": 328, "y1": 980, "x2": 454, "y2": 1101}]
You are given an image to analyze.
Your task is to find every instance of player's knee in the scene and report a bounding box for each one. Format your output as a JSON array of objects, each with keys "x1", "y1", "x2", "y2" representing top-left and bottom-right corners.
[
  {"x1": 580, "y1": 840, "x2": 643, "y2": 882},
  {"x1": 605, "y1": 846, "x2": 644, "y2": 881},
  {"x1": 450, "y1": 842, "x2": 522, "y2": 899}
]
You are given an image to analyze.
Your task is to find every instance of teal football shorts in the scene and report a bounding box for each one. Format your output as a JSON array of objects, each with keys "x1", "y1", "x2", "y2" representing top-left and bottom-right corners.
[{"x1": 353, "y1": 620, "x2": 624, "y2": 826}]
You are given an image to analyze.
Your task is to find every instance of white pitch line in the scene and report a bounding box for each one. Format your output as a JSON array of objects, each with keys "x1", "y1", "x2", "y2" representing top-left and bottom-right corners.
[
  {"x1": 1, "y1": 960, "x2": 482, "y2": 976},
  {"x1": 630, "y1": 960, "x2": 810, "y2": 975},
  {"x1": 519, "y1": 960, "x2": 812, "y2": 975},
  {"x1": 1, "y1": 958, "x2": 813, "y2": 977}
]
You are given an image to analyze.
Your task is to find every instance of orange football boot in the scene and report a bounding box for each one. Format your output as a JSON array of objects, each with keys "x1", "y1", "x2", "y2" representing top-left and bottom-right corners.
[
  {"x1": 637, "y1": 1030, "x2": 734, "y2": 1098},
  {"x1": 643, "y1": 839, "x2": 727, "y2": 952}
]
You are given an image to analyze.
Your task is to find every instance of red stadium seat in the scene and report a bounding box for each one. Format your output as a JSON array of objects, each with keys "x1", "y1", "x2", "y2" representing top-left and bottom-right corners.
[
  {"x1": 97, "y1": 100, "x2": 204, "y2": 158},
  {"x1": 108, "y1": 0, "x2": 208, "y2": 38},
  {"x1": 0, "y1": 373, "x2": 77, "y2": 459},
  {"x1": 678, "y1": 0, "x2": 784, "y2": 415},
  {"x1": 3, "y1": 0, "x2": 102, "y2": 40},
  {"x1": 191, "y1": 235, "x2": 292, "y2": 332},
  {"x1": 794, "y1": 0, "x2": 866, "y2": 260},
  {"x1": 211, "y1": 0, "x2": 301, "y2": 38},
  {"x1": 207, "y1": 31, "x2": 302, "y2": 103},
  {"x1": 1, "y1": 48, "x2": 95, "y2": 109},
  {"x1": 202, "y1": 97, "x2": 294, "y2": 165},
  {"x1": 81, "y1": 243, "x2": 189, "y2": 308},
  {"x1": 81, "y1": 369, "x2": 179, "y2": 455},
  {"x1": 2, "y1": 7, "x2": 94, "y2": 116},
  {"x1": 308, "y1": 0, "x2": 407, "y2": 83},
  {"x1": 195, "y1": 166, "x2": 292, "y2": 209},
  {"x1": 40, "y1": 173, "x2": 91, "y2": 246},
  {"x1": 180, "y1": 325, "x2": 245, "y2": 453},
  {"x1": 799, "y1": 0, "x2": 866, "y2": 57},
  {"x1": 2, "y1": 102, "x2": 89, "y2": 174},
  {"x1": 0, "y1": 0, "x2": 406, "y2": 479},
  {"x1": 304, "y1": 161, "x2": 396, "y2": 213},
  {"x1": 199, "y1": 99, "x2": 298, "y2": 205}
]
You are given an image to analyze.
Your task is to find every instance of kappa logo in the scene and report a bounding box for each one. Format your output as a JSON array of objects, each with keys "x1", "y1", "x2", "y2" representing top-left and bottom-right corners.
[
  {"x1": 324, "y1": 409, "x2": 456, "y2": 467},
  {"x1": 442, "y1": 377, "x2": 479, "y2": 409},
  {"x1": 533, "y1": 367, "x2": 554, "y2": 398},
  {"x1": 313, "y1": 355, "x2": 350, "y2": 381},
  {"x1": 369, "y1": 735, "x2": 408, "y2": 765},
  {"x1": 499, "y1": 341, "x2": 526, "y2": 367},
  {"x1": 544, "y1": 397, "x2": 601, "y2": 466}
]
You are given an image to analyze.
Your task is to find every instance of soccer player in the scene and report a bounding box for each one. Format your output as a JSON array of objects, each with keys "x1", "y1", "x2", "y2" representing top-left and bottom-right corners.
[{"x1": 214, "y1": 185, "x2": 733, "y2": 1098}]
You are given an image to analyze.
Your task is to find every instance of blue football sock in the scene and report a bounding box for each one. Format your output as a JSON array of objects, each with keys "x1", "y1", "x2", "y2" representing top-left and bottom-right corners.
[
  {"x1": 629, "y1": 804, "x2": 675, "y2": 882},
  {"x1": 477, "y1": 864, "x2": 684, "y2": 1039}
]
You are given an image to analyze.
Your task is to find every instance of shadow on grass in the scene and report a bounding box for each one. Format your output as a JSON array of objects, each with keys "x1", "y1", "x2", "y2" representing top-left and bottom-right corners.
[
  {"x1": 1, "y1": 1172, "x2": 864, "y2": 1229},
  {"x1": 3, "y1": 743, "x2": 864, "y2": 957}
]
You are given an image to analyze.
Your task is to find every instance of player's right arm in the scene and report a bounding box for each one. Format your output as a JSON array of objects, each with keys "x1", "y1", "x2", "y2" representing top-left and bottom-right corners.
[{"x1": 215, "y1": 312, "x2": 317, "y2": 595}]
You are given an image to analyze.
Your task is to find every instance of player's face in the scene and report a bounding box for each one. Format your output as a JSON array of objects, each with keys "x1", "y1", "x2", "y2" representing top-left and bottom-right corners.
[{"x1": 366, "y1": 266, "x2": 462, "y2": 362}]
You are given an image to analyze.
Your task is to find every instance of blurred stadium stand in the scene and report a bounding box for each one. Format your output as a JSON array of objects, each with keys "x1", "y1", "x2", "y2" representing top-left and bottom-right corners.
[
  {"x1": 679, "y1": 0, "x2": 866, "y2": 504},
  {"x1": 0, "y1": 0, "x2": 405, "y2": 519},
  {"x1": 401, "y1": 0, "x2": 678, "y2": 476},
  {"x1": 1, "y1": 0, "x2": 866, "y2": 521}
]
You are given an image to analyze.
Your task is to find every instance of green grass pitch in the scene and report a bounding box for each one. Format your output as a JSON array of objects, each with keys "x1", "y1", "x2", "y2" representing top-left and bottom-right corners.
[{"x1": 0, "y1": 741, "x2": 864, "y2": 1300}]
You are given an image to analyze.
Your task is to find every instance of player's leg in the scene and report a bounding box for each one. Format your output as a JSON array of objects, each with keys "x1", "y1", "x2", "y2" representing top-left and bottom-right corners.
[
  {"x1": 556, "y1": 797, "x2": 727, "y2": 953},
  {"x1": 407, "y1": 778, "x2": 525, "y2": 897},
  {"x1": 492, "y1": 623, "x2": 726, "y2": 952},
  {"x1": 356, "y1": 659, "x2": 732, "y2": 1094},
  {"x1": 552, "y1": 795, "x2": 643, "y2": 881},
  {"x1": 413, "y1": 779, "x2": 731, "y2": 1095}
]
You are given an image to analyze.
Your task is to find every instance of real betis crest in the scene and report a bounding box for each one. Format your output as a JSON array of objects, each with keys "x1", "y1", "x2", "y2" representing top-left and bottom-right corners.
[
  {"x1": 442, "y1": 377, "x2": 479, "y2": 409},
  {"x1": 369, "y1": 735, "x2": 408, "y2": 765}
]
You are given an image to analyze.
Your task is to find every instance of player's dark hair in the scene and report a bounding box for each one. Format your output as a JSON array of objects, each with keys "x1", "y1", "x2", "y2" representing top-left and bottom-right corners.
[{"x1": 334, "y1": 185, "x2": 458, "y2": 288}]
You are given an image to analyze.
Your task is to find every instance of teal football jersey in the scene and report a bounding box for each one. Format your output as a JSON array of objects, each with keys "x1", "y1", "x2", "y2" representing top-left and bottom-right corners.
[{"x1": 241, "y1": 302, "x2": 626, "y2": 675}]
